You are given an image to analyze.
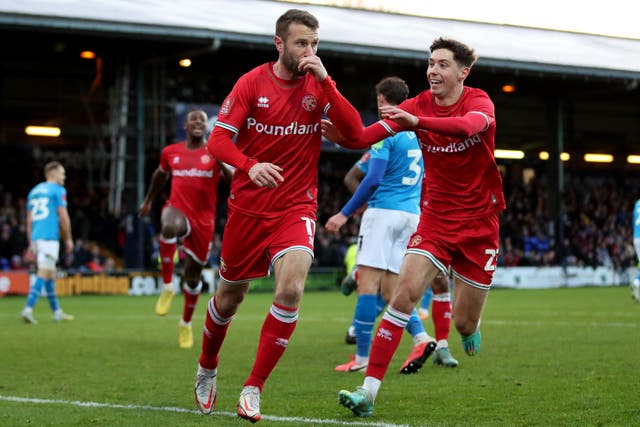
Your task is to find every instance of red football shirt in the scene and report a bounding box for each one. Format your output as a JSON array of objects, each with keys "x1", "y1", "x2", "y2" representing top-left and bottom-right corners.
[
  {"x1": 372, "y1": 86, "x2": 506, "y2": 220},
  {"x1": 399, "y1": 87, "x2": 505, "y2": 220},
  {"x1": 159, "y1": 142, "x2": 221, "y2": 226},
  {"x1": 213, "y1": 63, "x2": 333, "y2": 215}
]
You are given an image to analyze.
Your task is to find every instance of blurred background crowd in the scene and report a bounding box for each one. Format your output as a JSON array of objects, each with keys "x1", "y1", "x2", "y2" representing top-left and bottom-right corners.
[{"x1": 1, "y1": 157, "x2": 637, "y2": 275}]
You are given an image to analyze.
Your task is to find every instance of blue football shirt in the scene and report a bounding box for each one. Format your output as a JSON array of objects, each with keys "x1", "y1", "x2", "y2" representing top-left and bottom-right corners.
[
  {"x1": 27, "y1": 182, "x2": 67, "y2": 241},
  {"x1": 358, "y1": 131, "x2": 423, "y2": 214}
]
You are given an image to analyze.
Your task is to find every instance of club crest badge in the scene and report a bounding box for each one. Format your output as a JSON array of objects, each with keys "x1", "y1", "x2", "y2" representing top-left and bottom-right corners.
[
  {"x1": 301, "y1": 94, "x2": 317, "y2": 112},
  {"x1": 409, "y1": 235, "x2": 423, "y2": 247}
]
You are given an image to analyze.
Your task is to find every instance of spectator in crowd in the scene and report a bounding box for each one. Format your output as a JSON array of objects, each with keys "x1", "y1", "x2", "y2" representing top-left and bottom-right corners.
[
  {"x1": 71, "y1": 239, "x2": 93, "y2": 270},
  {"x1": 86, "y1": 242, "x2": 107, "y2": 272},
  {"x1": 0, "y1": 223, "x2": 26, "y2": 270},
  {"x1": 498, "y1": 236, "x2": 522, "y2": 267},
  {"x1": 0, "y1": 192, "x2": 18, "y2": 225},
  {"x1": 1, "y1": 165, "x2": 639, "y2": 275}
]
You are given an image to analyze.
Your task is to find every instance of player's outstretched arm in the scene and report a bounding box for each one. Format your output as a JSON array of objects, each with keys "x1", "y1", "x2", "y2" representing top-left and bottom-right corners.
[
  {"x1": 379, "y1": 105, "x2": 418, "y2": 128},
  {"x1": 326, "y1": 158, "x2": 384, "y2": 234},
  {"x1": 319, "y1": 76, "x2": 363, "y2": 142},
  {"x1": 321, "y1": 119, "x2": 345, "y2": 144},
  {"x1": 322, "y1": 119, "x2": 397, "y2": 150},
  {"x1": 325, "y1": 212, "x2": 348, "y2": 234},
  {"x1": 414, "y1": 112, "x2": 490, "y2": 138}
]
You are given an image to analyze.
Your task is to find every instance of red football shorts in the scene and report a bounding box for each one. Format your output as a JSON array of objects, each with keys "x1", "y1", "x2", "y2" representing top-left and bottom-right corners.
[
  {"x1": 218, "y1": 206, "x2": 316, "y2": 283},
  {"x1": 163, "y1": 205, "x2": 213, "y2": 266},
  {"x1": 182, "y1": 219, "x2": 214, "y2": 266},
  {"x1": 406, "y1": 211, "x2": 500, "y2": 289}
]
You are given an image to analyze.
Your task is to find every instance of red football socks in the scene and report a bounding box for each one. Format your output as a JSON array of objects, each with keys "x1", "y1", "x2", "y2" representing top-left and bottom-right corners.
[
  {"x1": 432, "y1": 292, "x2": 452, "y2": 342},
  {"x1": 159, "y1": 238, "x2": 177, "y2": 285},
  {"x1": 199, "y1": 297, "x2": 232, "y2": 370},
  {"x1": 244, "y1": 303, "x2": 298, "y2": 391}
]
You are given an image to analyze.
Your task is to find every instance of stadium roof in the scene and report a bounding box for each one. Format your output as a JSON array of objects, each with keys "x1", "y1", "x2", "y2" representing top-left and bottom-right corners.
[{"x1": 1, "y1": 0, "x2": 640, "y2": 81}]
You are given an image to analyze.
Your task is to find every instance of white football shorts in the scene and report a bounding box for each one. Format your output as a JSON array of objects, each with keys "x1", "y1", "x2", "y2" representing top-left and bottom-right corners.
[
  {"x1": 356, "y1": 207, "x2": 419, "y2": 274},
  {"x1": 34, "y1": 240, "x2": 60, "y2": 270}
]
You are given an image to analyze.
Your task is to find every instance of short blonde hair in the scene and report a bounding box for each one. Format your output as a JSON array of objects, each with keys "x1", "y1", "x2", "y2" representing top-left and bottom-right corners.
[{"x1": 44, "y1": 161, "x2": 62, "y2": 178}]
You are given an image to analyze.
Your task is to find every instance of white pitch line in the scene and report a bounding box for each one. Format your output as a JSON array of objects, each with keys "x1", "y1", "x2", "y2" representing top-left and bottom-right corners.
[
  {"x1": 0, "y1": 311, "x2": 636, "y2": 327},
  {"x1": 0, "y1": 395, "x2": 420, "y2": 427}
]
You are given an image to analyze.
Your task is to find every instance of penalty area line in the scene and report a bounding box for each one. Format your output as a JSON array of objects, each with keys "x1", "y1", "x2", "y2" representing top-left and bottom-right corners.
[{"x1": 0, "y1": 395, "x2": 416, "y2": 427}]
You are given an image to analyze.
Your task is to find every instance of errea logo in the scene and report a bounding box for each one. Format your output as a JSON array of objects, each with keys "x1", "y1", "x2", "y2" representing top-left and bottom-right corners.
[
  {"x1": 377, "y1": 328, "x2": 393, "y2": 341},
  {"x1": 257, "y1": 96, "x2": 269, "y2": 108},
  {"x1": 173, "y1": 157, "x2": 180, "y2": 164}
]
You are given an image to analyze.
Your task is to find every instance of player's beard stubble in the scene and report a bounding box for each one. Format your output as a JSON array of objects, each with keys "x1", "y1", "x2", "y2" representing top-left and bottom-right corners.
[{"x1": 281, "y1": 46, "x2": 307, "y2": 78}]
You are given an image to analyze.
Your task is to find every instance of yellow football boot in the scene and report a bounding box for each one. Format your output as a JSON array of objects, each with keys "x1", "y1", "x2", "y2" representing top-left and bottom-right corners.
[
  {"x1": 155, "y1": 287, "x2": 175, "y2": 316},
  {"x1": 179, "y1": 323, "x2": 193, "y2": 349}
]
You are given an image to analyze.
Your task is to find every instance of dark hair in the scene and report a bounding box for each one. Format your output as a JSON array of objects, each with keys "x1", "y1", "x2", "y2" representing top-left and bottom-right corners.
[
  {"x1": 430, "y1": 37, "x2": 478, "y2": 68},
  {"x1": 186, "y1": 109, "x2": 207, "y2": 121},
  {"x1": 44, "y1": 161, "x2": 62, "y2": 177},
  {"x1": 375, "y1": 76, "x2": 410, "y2": 105},
  {"x1": 275, "y1": 9, "x2": 319, "y2": 39}
]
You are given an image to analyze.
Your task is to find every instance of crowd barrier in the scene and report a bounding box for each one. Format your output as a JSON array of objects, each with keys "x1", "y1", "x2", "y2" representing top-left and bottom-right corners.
[
  {"x1": 0, "y1": 271, "x2": 30, "y2": 295},
  {"x1": 0, "y1": 266, "x2": 634, "y2": 297},
  {"x1": 491, "y1": 266, "x2": 634, "y2": 289}
]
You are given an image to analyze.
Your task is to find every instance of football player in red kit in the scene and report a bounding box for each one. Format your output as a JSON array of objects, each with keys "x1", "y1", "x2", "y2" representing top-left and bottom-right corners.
[
  {"x1": 193, "y1": 9, "x2": 365, "y2": 422},
  {"x1": 140, "y1": 109, "x2": 231, "y2": 349},
  {"x1": 325, "y1": 37, "x2": 506, "y2": 417}
]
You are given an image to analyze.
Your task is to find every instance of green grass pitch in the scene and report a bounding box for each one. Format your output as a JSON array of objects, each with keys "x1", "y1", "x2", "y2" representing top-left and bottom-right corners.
[{"x1": 1, "y1": 286, "x2": 639, "y2": 426}]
